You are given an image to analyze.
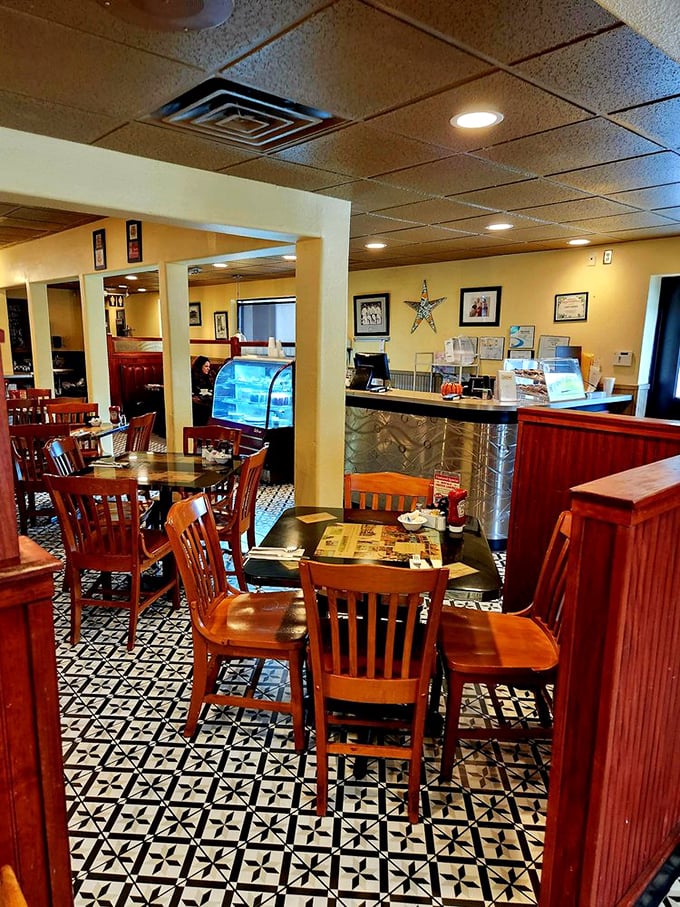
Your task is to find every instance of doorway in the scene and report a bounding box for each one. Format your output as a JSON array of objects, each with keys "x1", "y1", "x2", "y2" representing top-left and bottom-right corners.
[{"x1": 646, "y1": 276, "x2": 680, "y2": 419}]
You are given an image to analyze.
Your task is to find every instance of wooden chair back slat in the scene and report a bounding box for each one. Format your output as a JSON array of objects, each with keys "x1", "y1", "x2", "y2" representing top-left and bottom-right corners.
[
  {"x1": 44, "y1": 435, "x2": 87, "y2": 476},
  {"x1": 6, "y1": 398, "x2": 45, "y2": 424},
  {"x1": 530, "y1": 510, "x2": 572, "y2": 640},
  {"x1": 344, "y1": 471, "x2": 434, "y2": 512},
  {"x1": 45, "y1": 401, "x2": 98, "y2": 424},
  {"x1": 9, "y1": 423, "x2": 72, "y2": 532}
]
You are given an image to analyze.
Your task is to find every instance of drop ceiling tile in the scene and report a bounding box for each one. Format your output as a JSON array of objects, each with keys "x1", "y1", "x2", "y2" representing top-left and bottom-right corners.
[
  {"x1": 371, "y1": 71, "x2": 589, "y2": 152},
  {"x1": 0, "y1": 88, "x2": 120, "y2": 144},
  {"x1": 609, "y1": 184, "x2": 680, "y2": 210},
  {"x1": 349, "y1": 234, "x2": 414, "y2": 253},
  {"x1": 414, "y1": 234, "x2": 509, "y2": 252},
  {"x1": 378, "y1": 224, "x2": 471, "y2": 243},
  {"x1": 611, "y1": 97, "x2": 680, "y2": 151},
  {"x1": 500, "y1": 223, "x2": 591, "y2": 242},
  {"x1": 222, "y1": 0, "x2": 490, "y2": 121},
  {"x1": 0, "y1": 7, "x2": 204, "y2": 119},
  {"x1": 10, "y1": 207, "x2": 100, "y2": 226},
  {"x1": 95, "y1": 123, "x2": 254, "y2": 171},
  {"x1": 377, "y1": 197, "x2": 493, "y2": 223},
  {"x1": 453, "y1": 179, "x2": 592, "y2": 210},
  {"x1": 651, "y1": 206, "x2": 680, "y2": 221},
  {"x1": 569, "y1": 211, "x2": 677, "y2": 233},
  {"x1": 557, "y1": 152, "x2": 680, "y2": 195},
  {"x1": 274, "y1": 123, "x2": 452, "y2": 179},
  {"x1": 0, "y1": 0, "x2": 330, "y2": 72},
  {"x1": 380, "y1": 154, "x2": 528, "y2": 196},
  {"x1": 517, "y1": 27, "x2": 680, "y2": 113},
  {"x1": 223, "y1": 156, "x2": 346, "y2": 191},
  {"x1": 478, "y1": 119, "x2": 659, "y2": 176},
  {"x1": 521, "y1": 197, "x2": 641, "y2": 222},
  {"x1": 350, "y1": 213, "x2": 416, "y2": 238},
  {"x1": 438, "y1": 212, "x2": 543, "y2": 234},
  {"x1": 318, "y1": 181, "x2": 433, "y2": 214},
  {"x1": 596, "y1": 224, "x2": 680, "y2": 242},
  {"x1": 379, "y1": 0, "x2": 616, "y2": 63}
]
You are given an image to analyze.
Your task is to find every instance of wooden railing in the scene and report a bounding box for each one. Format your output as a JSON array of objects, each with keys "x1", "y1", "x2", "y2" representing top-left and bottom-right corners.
[{"x1": 541, "y1": 456, "x2": 680, "y2": 906}]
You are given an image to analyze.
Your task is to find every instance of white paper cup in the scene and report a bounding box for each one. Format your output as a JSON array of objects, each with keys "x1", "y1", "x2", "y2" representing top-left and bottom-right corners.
[{"x1": 602, "y1": 377, "x2": 615, "y2": 395}]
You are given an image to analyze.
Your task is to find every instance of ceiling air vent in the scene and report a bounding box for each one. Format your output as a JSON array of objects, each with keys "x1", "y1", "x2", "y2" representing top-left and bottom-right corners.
[{"x1": 149, "y1": 78, "x2": 346, "y2": 152}]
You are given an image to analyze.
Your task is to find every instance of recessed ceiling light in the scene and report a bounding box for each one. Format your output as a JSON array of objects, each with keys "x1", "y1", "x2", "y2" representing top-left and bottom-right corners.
[
  {"x1": 365, "y1": 242, "x2": 387, "y2": 249},
  {"x1": 486, "y1": 223, "x2": 513, "y2": 231},
  {"x1": 213, "y1": 262, "x2": 228, "y2": 269},
  {"x1": 137, "y1": 288, "x2": 147, "y2": 293},
  {"x1": 124, "y1": 274, "x2": 138, "y2": 280},
  {"x1": 451, "y1": 110, "x2": 504, "y2": 129},
  {"x1": 282, "y1": 254, "x2": 297, "y2": 261},
  {"x1": 117, "y1": 284, "x2": 128, "y2": 289},
  {"x1": 568, "y1": 238, "x2": 591, "y2": 246}
]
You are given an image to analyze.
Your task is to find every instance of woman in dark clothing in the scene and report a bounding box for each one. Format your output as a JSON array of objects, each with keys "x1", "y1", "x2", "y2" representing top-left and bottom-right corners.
[{"x1": 191, "y1": 356, "x2": 214, "y2": 425}]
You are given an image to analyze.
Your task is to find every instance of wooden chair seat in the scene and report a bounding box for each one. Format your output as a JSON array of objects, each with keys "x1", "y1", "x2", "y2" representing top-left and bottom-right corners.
[
  {"x1": 198, "y1": 588, "x2": 306, "y2": 649},
  {"x1": 0, "y1": 866, "x2": 28, "y2": 907}
]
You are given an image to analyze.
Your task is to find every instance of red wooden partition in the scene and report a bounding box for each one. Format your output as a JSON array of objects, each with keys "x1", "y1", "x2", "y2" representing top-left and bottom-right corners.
[
  {"x1": 504, "y1": 408, "x2": 680, "y2": 612},
  {"x1": 541, "y1": 456, "x2": 680, "y2": 906}
]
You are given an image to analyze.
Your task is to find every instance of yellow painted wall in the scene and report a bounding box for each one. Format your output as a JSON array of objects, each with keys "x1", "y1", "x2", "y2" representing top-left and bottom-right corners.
[
  {"x1": 348, "y1": 237, "x2": 680, "y2": 386},
  {"x1": 48, "y1": 288, "x2": 84, "y2": 349}
]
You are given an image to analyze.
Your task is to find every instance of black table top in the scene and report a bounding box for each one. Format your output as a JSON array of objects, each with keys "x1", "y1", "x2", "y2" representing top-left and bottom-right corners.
[{"x1": 245, "y1": 506, "x2": 502, "y2": 600}]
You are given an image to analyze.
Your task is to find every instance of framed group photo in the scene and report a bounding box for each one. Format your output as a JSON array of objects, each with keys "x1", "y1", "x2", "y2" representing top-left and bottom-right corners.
[
  {"x1": 214, "y1": 310, "x2": 229, "y2": 340},
  {"x1": 353, "y1": 293, "x2": 390, "y2": 337},
  {"x1": 460, "y1": 286, "x2": 502, "y2": 327},
  {"x1": 554, "y1": 292, "x2": 588, "y2": 322}
]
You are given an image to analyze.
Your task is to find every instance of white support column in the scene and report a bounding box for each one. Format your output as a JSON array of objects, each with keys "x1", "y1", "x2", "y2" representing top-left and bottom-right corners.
[
  {"x1": 25, "y1": 282, "x2": 54, "y2": 393},
  {"x1": 159, "y1": 262, "x2": 192, "y2": 452},
  {"x1": 80, "y1": 273, "x2": 113, "y2": 451},
  {"x1": 294, "y1": 228, "x2": 350, "y2": 507}
]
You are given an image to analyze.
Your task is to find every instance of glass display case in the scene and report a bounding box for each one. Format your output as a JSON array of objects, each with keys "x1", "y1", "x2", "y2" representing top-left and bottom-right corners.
[{"x1": 212, "y1": 356, "x2": 294, "y2": 428}]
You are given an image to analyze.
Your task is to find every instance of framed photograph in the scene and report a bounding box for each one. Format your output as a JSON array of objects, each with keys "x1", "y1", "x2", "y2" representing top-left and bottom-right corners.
[
  {"x1": 509, "y1": 324, "x2": 535, "y2": 350},
  {"x1": 92, "y1": 229, "x2": 106, "y2": 271},
  {"x1": 538, "y1": 334, "x2": 570, "y2": 358},
  {"x1": 353, "y1": 293, "x2": 390, "y2": 337},
  {"x1": 554, "y1": 292, "x2": 588, "y2": 322},
  {"x1": 479, "y1": 336, "x2": 505, "y2": 360},
  {"x1": 189, "y1": 302, "x2": 202, "y2": 327},
  {"x1": 509, "y1": 348, "x2": 534, "y2": 359},
  {"x1": 460, "y1": 286, "x2": 501, "y2": 326},
  {"x1": 126, "y1": 219, "x2": 143, "y2": 264},
  {"x1": 214, "y1": 310, "x2": 229, "y2": 340}
]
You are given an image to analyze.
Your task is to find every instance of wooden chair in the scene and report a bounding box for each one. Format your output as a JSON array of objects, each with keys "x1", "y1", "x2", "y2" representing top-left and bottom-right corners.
[
  {"x1": 0, "y1": 866, "x2": 28, "y2": 907},
  {"x1": 45, "y1": 473, "x2": 180, "y2": 650},
  {"x1": 344, "y1": 471, "x2": 434, "y2": 511},
  {"x1": 45, "y1": 401, "x2": 101, "y2": 459},
  {"x1": 182, "y1": 424, "x2": 242, "y2": 456},
  {"x1": 6, "y1": 398, "x2": 45, "y2": 425},
  {"x1": 125, "y1": 411, "x2": 156, "y2": 452},
  {"x1": 438, "y1": 510, "x2": 571, "y2": 780},
  {"x1": 212, "y1": 445, "x2": 268, "y2": 590},
  {"x1": 10, "y1": 422, "x2": 71, "y2": 533},
  {"x1": 44, "y1": 434, "x2": 87, "y2": 476},
  {"x1": 165, "y1": 492, "x2": 307, "y2": 748},
  {"x1": 299, "y1": 560, "x2": 449, "y2": 824}
]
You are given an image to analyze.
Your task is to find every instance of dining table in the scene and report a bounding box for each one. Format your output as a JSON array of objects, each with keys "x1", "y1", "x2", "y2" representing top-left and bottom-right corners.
[{"x1": 244, "y1": 505, "x2": 502, "y2": 600}]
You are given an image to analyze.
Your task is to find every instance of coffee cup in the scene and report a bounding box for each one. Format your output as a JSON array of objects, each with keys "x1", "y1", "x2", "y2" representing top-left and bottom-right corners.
[{"x1": 602, "y1": 377, "x2": 615, "y2": 395}]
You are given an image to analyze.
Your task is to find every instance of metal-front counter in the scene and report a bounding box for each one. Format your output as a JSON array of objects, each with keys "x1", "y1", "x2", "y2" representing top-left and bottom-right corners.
[{"x1": 345, "y1": 388, "x2": 632, "y2": 548}]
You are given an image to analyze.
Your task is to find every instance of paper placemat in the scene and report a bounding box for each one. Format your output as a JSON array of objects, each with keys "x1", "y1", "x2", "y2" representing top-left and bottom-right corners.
[{"x1": 296, "y1": 512, "x2": 338, "y2": 524}]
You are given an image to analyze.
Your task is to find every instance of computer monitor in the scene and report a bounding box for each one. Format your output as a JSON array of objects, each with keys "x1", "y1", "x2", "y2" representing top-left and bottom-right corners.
[{"x1": 354, "y1": 352, "x2": 391, "y2": 387}]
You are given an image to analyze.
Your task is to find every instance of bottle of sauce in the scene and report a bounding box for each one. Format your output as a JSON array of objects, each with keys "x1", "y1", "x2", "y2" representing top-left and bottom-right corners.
[{"x1": 447, "y1": 488, "x2": 467, "y2": 533}]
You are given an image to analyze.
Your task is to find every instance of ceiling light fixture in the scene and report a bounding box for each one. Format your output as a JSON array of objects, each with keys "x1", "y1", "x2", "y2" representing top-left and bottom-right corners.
[
  {"x1": 137, "y1": 288, "x2": 147, "y2": 293},
  {"x1": 97, "y1": 0, "x2": 234, "y2": 31},
  {"x1": 213, "y1": 262, "x2": 228, "y2": 269},
  {"x1": 365, "y1": 242, "x2": 386, "y2": 250},
  {"x1": 124, "y1": 274, "x2": 138, "y2": 280},
  {"x1": 568, "y1": 238, "x2": 591, "y2": 246},
  {"x1": 486, "y1": 223, "x2": 513, "y2": 231},
  {"x1": 451, "y1": 110, "x2": 504, "y2": 129},
  {"x1": 282, "y1": 254, "x2": 297, "y2": 261}
]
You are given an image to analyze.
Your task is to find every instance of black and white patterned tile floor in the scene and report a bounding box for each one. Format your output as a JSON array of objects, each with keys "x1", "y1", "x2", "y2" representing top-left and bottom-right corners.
[{"x1": 21, "y1": 466, "x2": 680, "y2": 906}]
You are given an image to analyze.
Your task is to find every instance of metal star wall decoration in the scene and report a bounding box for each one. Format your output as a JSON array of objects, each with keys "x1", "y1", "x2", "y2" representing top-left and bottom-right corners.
[{"x1": 404, "y1": 279, "x2": 446, "y2": 333}]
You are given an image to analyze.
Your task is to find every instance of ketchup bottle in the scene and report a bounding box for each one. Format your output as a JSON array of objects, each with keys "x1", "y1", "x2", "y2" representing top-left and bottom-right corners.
[{"x1": 447, "y1": 488, "x2": 467, "y2": 533}]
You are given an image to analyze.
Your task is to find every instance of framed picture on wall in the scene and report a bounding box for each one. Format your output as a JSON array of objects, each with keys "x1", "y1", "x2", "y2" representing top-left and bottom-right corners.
[
  {"x1": 479, "y1": 336, "x2": 505, "y2": 360},
  {"x1": 353, "y1": 293, "x2": 390, "y2": 337},
  {"x1": 538, "y1": 334, "x2": 570, "y2": 358},
  {"x1": 126, "y1": 220, "x2": 143, "y2": 264},
  {"x1": 554, "y1": 292, "x2": 588, "y2": 322},
  {"x1": 214, "y1": 310, "x2": 229, "y2": 340},
  {"x1": 92, "y1": 229, "x2": 106, "y2": 271},
  {"x1": 460, "y1": 286, "x2": 501, "y2": 326},
  {"x1": 189, "y1": 302, "x2": 202, "y2": 327}
]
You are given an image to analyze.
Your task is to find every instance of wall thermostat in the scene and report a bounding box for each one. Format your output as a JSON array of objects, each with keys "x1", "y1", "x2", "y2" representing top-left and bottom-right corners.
[{"x1": 613, "y1": 351, "x2": 633, "y2": 366}]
